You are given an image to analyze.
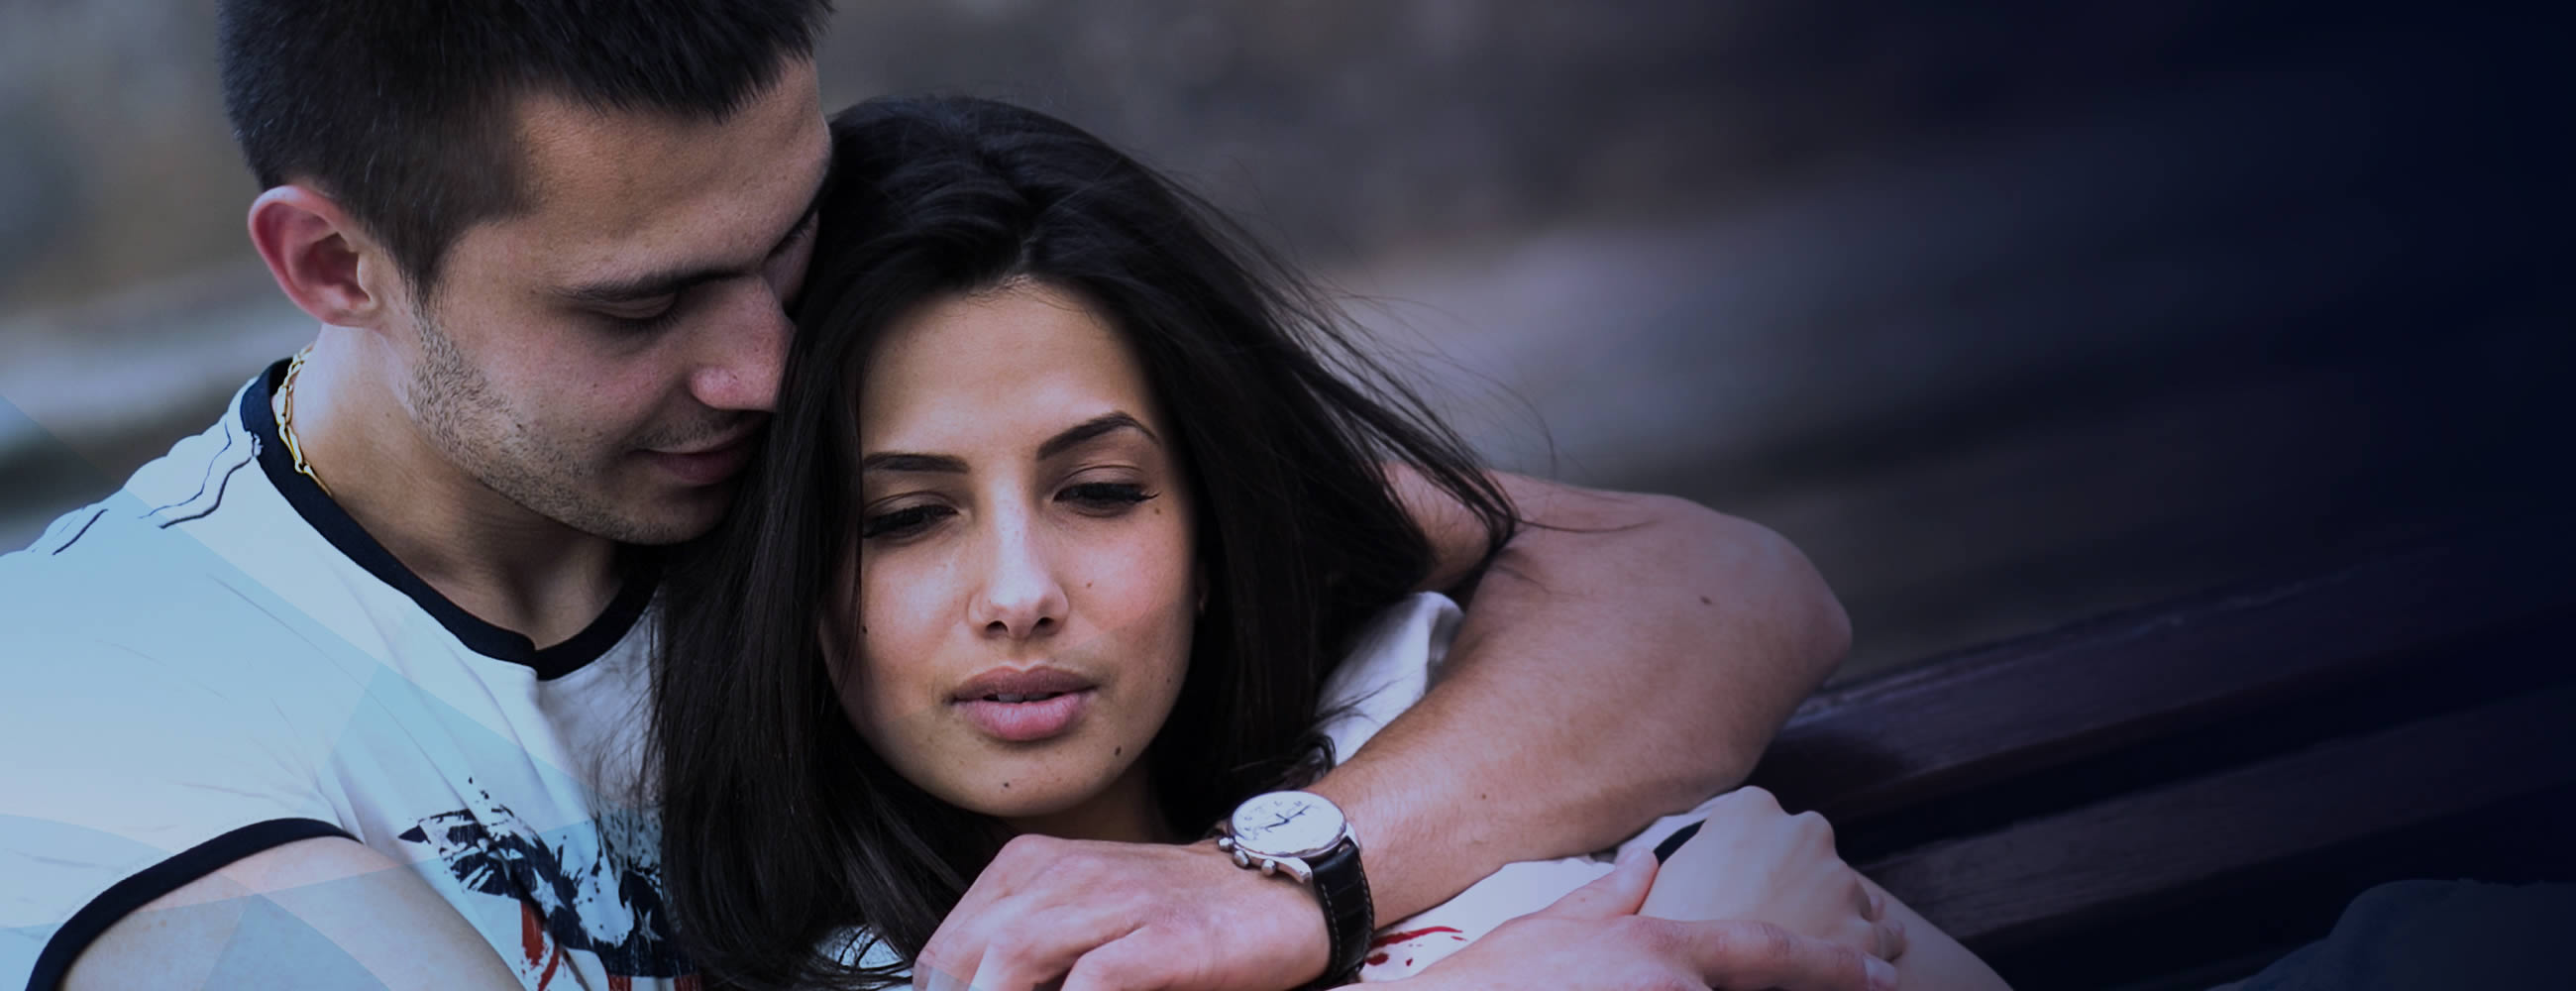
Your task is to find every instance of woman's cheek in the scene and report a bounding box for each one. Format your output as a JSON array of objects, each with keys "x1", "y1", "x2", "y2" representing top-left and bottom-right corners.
[{"x1": 847, "y1": 554, "x2": 942, "y2": 729}]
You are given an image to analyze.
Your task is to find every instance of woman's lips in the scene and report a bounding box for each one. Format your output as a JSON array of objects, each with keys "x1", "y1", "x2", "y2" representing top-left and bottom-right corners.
[
  {"x1": 951, "y1": 667, "x2": 1097, "y2": 742},
  {"x1": 955, "y1": 690, "x2": 1093, "y2": 742}
]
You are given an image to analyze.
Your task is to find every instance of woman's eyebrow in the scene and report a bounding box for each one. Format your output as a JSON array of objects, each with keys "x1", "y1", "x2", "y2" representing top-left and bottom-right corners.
[
  {"x1": 1036, "y1": 412, "x2": 1155, "y2": 461},
  {"x1": 859, "y1": 414, "x2": 1153, "y2": 474},
  {"x1": 859, "y1": 452, "x2": 968, "y2": 474}
]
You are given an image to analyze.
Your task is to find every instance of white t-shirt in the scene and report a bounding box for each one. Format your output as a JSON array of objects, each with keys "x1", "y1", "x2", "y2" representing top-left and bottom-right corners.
[
  {"x1": 830, "y1": 592, "x2": 1717, "y2": 984},
  {"x1": 0, "y1": 364, "x2": 690, "y2": 989}
]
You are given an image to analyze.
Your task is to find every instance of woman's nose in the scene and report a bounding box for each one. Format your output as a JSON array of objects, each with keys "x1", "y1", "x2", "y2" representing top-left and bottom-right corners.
[{"x1": 969, "y1": 513, "x2": 1066, "y2": 640}]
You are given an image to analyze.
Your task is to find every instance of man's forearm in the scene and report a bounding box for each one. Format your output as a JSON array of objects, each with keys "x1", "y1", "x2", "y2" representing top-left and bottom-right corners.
[{"x1": 1312, "y1": 478, "x2": 1851, "y2": 921}]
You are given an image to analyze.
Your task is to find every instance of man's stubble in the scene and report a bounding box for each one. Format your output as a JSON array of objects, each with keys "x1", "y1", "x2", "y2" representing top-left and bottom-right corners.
[{"x1": 407, "y1": 309, "x2": 704, "y2": 546}]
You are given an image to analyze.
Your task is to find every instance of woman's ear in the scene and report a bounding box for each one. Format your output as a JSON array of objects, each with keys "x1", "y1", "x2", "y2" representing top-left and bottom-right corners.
[{"x1": 246, "y1": 184, "x2": 399, "y2": 330}]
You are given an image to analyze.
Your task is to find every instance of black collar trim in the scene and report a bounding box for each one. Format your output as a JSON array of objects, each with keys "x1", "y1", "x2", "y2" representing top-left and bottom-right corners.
[{"x1": 241, "y1": 360, "x2": 658, "y2": 680}]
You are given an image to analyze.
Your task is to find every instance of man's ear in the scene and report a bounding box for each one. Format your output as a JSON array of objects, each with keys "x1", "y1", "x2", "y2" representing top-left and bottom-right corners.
[{"x1": 247, "y1": 185, "x2": 399, "y2": 329}]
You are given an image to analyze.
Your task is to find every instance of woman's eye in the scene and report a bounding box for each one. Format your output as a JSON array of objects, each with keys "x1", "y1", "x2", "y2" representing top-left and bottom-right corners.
[
  {"x1": 1059, "y1": 483, "x2": 1155, "y2": 512},
  {"x1": 860, "y1": 504, "x2": 953, "y2": 540}
]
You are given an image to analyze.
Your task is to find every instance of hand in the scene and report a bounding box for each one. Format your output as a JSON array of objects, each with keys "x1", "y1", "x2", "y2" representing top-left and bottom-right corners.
[
  {"x1": 1391, "y1": 844, "x2": 1899, "y2": 991},
  {"x1": 1642, "y1": 787, "x2": 1905, "y2": 963},
  {"x1": 914, "y1": 833, "x2": 1330, "y2": 991}
]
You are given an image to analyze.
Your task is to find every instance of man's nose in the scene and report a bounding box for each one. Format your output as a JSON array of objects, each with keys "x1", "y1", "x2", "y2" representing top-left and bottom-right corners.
[{"x1": 688, "y1": 283, "x2": 791, "y2": 413}]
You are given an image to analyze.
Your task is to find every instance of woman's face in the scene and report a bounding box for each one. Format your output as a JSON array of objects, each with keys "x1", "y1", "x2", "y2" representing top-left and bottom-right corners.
[{"x1": 834, "y1": 279, "x2": 1197, "y2": 837}]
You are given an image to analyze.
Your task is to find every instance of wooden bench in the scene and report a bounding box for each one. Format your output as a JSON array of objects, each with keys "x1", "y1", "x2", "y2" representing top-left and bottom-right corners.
[{"x1": 1748, "y1": 519, "x2": 2576, "y2": 989}]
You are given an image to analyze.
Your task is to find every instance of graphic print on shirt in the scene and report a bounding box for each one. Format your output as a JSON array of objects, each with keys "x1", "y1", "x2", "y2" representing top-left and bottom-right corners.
[{"x1": 397, "y1": 785, "x2": 692, "y2": 989}]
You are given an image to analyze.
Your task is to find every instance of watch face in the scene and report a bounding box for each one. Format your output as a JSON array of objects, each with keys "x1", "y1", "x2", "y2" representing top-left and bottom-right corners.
[{"x1": 1230, "y1": 791, "x2": 1346, "y2": 858}]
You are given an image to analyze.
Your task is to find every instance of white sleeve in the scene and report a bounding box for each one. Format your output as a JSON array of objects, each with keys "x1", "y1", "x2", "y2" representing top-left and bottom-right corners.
[
  {"x1": 0, "y1": 588, "x2": 345, "y2": 987},
  {"x1": 820, "y1": 926, "x2": 913, "y2": 985},
  {"x1": 1313, "y1": 592, "x2": 1461, "y2": 760}
]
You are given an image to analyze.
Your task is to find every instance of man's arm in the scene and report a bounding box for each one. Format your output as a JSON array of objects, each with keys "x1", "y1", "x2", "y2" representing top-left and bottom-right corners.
[
  {"x1": 915, "y1": 470, "x2": 1859, "y2": 990},
  {"x1": 1322, "y1": 468, "x2": 1852, "y2": 919},
  {"x1": 62, "y1": 838, "x2": 522, "y2": 991}
]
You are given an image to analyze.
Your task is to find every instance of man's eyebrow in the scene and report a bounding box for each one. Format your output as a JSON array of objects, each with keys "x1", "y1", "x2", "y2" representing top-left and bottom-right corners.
[
  {"x1": 558, "y1": 177, "x2": 826, "y2": 306},
  {"x1": 1036, "y1": 412, "x2": 1155, "y2": 461},
  {"x1": 860, "y1": 452, "x2": 969, "y2": 474}
]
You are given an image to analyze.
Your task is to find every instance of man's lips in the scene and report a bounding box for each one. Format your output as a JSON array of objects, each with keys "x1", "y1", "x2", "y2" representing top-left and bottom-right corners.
[
  {"x1": 951, "y1": 667, "x2": 1098, "y2": 743},
  {"x1": 642, "y1": 431, "x2": 757, "y2": 486}
]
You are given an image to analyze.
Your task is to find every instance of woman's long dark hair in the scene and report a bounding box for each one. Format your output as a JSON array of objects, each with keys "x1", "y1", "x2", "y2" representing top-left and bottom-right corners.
[{"x1": 651, "y1": 95, "x2": 1517, "y2": 990}]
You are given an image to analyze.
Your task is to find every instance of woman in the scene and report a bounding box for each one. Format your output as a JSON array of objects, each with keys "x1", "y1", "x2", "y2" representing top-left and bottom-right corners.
[{"x1": 651, "y1": 95, "x2": 2001, "y2": 990}]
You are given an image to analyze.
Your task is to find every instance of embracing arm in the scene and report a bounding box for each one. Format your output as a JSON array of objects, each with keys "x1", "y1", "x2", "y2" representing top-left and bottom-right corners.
[
  {"x1": 1319, "y1": 469, "x2": 1852, "y2": 919},
  {"x1": 912, "y1": 471, "x2": 1863, "y2": 991},
  {"x1": 61, "y1": 838, "x2": 522, "y2": 991}
]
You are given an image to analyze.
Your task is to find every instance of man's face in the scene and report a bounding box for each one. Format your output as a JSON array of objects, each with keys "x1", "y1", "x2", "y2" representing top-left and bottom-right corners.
[{"x1": 386, "y1": 60, "x2": 830, "y2": 545}]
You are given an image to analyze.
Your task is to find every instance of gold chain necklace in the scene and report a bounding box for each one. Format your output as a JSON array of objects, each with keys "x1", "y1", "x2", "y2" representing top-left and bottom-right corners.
[{"x1": 274, "y1": 346, "x2": 333, "y2": 496}]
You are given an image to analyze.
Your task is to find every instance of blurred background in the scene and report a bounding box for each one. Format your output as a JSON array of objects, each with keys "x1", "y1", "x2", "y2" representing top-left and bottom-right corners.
[{"x1": 0, "y1": 0, "x2": 2564, "y2": 680}]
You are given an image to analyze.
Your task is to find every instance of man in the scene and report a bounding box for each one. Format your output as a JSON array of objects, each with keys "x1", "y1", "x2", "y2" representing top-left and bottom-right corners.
[{"x1": 0, "y1": 2, "x2": 1878, "y2": 989}]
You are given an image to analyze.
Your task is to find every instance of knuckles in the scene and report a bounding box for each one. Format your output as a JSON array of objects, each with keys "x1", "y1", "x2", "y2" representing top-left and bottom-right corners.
[
  {"x1": 1698, "y1": 918, "x2": 1801, "y2": 968},
  {"x1": 1726, "y1": 785, "x2": 1786, "y2": 815},
  {"x1": 992, "y1": 831, "x2": 1069, "y2": 869},
  {"x1": 1791, "y1": 809, "x2": 1838, "y2": 849}
]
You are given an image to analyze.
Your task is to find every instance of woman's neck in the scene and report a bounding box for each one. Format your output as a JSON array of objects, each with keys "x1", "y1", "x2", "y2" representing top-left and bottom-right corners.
[{"x1": 1002, "y1": 761, "x2": 1178, "y2": 844}]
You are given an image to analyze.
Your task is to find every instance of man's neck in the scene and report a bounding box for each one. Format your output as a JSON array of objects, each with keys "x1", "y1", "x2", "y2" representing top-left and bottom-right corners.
[{"x1": 279, "y1": 337, "x2": 628, "y2": 648}]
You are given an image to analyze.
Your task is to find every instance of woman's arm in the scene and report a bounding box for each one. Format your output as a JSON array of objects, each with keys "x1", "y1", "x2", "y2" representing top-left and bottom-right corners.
[
  {"x1": 1382, "y1": 788, "x2": 2001, "y2": 991},
  {"x1": 1323, "y1": 469, "x2": 1852, "y2": 918},
  {"x1": 1372, "y1": 837, "x2": 1899, "y2": 991},
  {"x1": 1639, "y1": 788, "x2": 2009, "y2": 991}
]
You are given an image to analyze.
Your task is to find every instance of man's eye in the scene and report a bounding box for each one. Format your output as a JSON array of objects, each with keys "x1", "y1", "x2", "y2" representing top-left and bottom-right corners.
[
  {"x1": 861, "y1": 504, "x2": 952, "y2": 540},
  {"x1": 598, "y1": 296, "x2": 681, "y2": 330},
  {"x1": 1059, "y1": 483, "x2": 1154, "y2": 512}
]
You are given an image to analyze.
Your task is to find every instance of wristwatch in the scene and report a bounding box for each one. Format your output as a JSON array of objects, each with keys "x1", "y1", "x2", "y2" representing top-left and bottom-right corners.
[{"x1": 1216, "y1": 790, "x2": 1374, "y2": 985}]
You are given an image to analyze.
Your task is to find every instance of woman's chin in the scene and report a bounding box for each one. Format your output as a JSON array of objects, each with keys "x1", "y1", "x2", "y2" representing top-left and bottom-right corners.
[
  {"x1": 943, "y1": 752, "x2": 1162, "y2": 842},
  {"x1": 959, "y1": 782, "x2": 1093, "y2": 823},
  {"x1": 931, "y1": 758, "x2": 1118, "y2": 822}
]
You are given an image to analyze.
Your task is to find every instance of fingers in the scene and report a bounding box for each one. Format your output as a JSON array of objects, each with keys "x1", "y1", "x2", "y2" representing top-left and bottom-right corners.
[
  {"x1": 1539, "y1": 843, "x2": 1659, "y2": 920},
  {"x1": 1058, "y1": 934, "x2": 1189, "y2": 991},
  {"x1": 1682, "y1": 919, "x2": 1900, "y2": 991},
  {"x1": 912, "y1": 956, "x2": 968, "y2": 991},
  {"x1": 923, "y1": 892, "x2": 1137, "y2": 990},
  {"x1": 940, "y1": 908, "x2": 1149, "y2": 991},
  {"x1": 1861, "y1": 876, "x2": 1908, "y2": 962}
]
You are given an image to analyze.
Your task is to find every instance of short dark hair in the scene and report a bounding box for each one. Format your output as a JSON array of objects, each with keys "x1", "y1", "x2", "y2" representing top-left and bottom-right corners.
[
  {"x1": 217, "y1": 0, "x2": 835, "y2": 293},
  {"x1": 651, "y1": 95, "x2": 1518, "y2": 990}
]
